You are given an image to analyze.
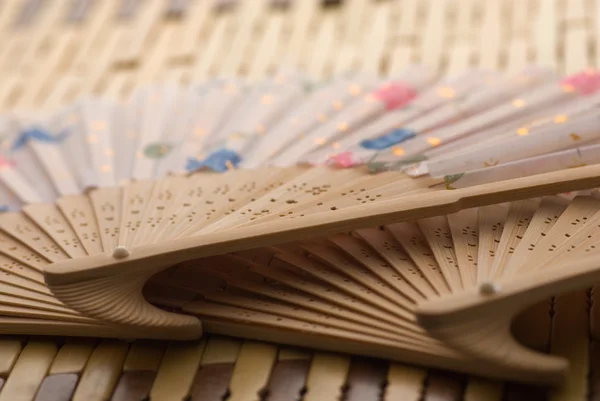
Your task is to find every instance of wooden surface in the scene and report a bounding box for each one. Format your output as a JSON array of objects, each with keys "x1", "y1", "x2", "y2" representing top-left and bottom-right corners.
[{"x1": 0, "y1": 0, "x2": 598, "y2": 400}]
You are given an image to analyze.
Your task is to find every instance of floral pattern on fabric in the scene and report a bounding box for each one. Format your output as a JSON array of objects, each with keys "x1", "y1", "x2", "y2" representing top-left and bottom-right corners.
[
  {"x1": 186, "y1": 149, "x2": 241, "y2": 173},
  {"x1": 372, "y1": 82, "x2": 418, "y2": 110},
  {"x1": 561, "y1": 70, "x2": 600, "y2": 95},
  {"x1": 360, "y1": 128, "x2": 417, "y2": 150},
  {"x1": 444, "y1": 173, "x2": 464, "y2": 190},
  {"x1": 11, "y1": 128, "x2": 68, "y2": 150},
  {"x1": 144, "y1": 142, "x2": 174, "y2": 159}
]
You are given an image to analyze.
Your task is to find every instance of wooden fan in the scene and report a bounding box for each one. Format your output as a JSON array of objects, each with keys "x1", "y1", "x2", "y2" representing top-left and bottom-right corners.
[
  {"x1": 2, "y1": 67, "x2": 600, "y2": 385},
  {"x1": 140, "y1": 193, "x2": 600, "y2": 386}
]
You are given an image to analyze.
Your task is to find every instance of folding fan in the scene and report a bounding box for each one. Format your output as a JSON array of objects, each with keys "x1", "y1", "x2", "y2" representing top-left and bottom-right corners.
[{"x1": 1, "y1": 66, "x2": 600, "y2": 385}]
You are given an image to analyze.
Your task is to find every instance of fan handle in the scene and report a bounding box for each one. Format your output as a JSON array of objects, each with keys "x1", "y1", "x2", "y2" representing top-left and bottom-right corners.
[
  {"x1": 47, "y1": 268, "x2": 203, "y2": 340},
  {"x1": 416, "y1": 253, "x2": 600, "y2": 385}
]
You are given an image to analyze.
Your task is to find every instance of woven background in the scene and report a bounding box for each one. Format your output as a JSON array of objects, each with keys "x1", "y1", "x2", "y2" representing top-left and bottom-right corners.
[{"x1": 0, "y1": 0, "x2": 595, "y2": 112}]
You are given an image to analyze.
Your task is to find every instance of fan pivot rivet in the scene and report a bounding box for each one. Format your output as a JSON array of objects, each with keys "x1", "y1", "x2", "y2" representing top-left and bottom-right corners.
[
  {"x1": 479, "y1": 281, "x2": 500, "y2": 295},
  {"x1": 112, "y1": 246, "x2": 130, "y2": 259}
]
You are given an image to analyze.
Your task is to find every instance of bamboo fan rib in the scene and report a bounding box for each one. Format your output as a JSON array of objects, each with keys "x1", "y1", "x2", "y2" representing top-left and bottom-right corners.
[{"x1": 1, "y1": 67, "x2": 600, "y2": 384}]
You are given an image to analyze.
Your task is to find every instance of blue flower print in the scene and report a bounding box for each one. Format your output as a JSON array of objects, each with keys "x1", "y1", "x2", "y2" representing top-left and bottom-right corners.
[{"x1": 360, "y1": 128, "x2": 416, "y2": 150}]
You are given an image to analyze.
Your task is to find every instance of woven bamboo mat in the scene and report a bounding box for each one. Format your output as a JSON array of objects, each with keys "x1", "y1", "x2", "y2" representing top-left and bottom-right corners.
[
  {"x1": 0, "y1": 1, "x2": 598, "y2": 401},
  {"x1": 0, "y1": 0, "x2": 597, "y2": 112}
]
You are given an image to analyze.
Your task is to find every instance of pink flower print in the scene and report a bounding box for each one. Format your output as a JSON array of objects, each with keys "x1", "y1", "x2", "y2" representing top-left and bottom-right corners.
[
  {"x1": 372, "y1": 82, "x2": 418, "y2": 110},
  {"x1": 0, "y1": 156, "x2": 15, "y2": 169},
  {"x1": 328, "y1": 152, "x2": 356, "y2": 168},
  {"x1": 561, "y1": 69, "x2": 600, "y2": 95}
]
